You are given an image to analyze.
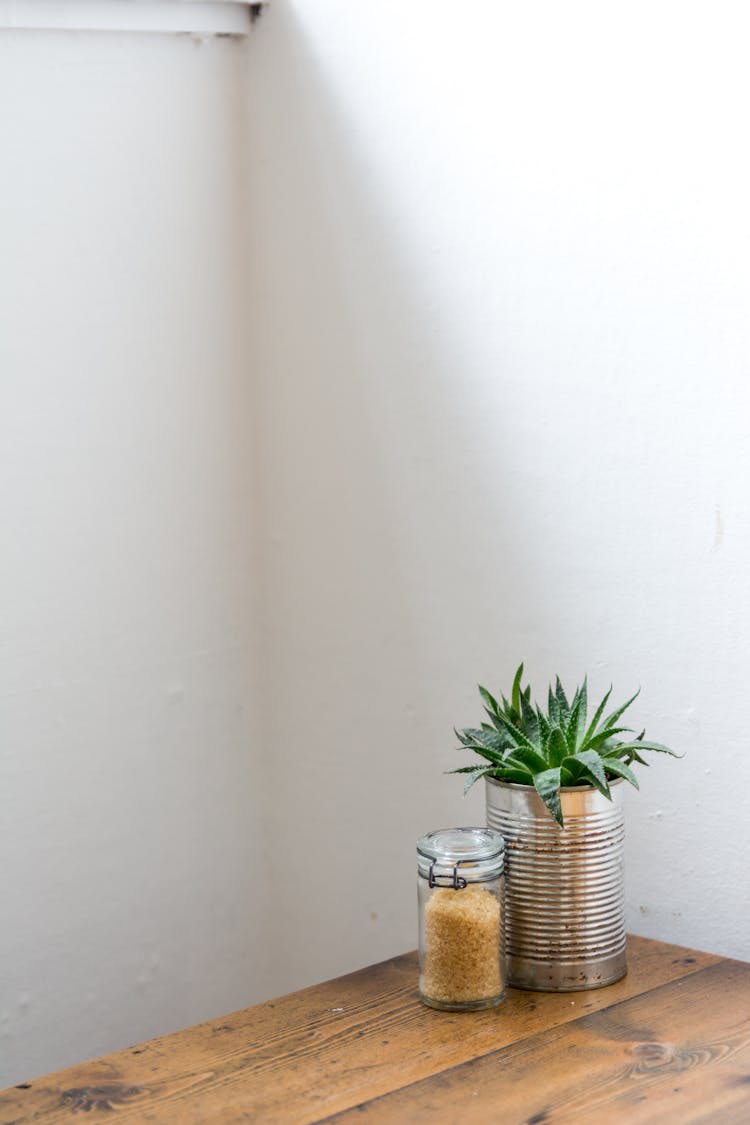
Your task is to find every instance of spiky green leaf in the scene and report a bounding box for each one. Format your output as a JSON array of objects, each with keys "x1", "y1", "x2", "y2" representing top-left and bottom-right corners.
[
  {"x1": 583, "y1": 726, "x2": 633, "y2": 752},
  {"x1": 449, "y1": 763, "x2": 531, "y2": 792},
  {"x1": 560, "y1": 759, "x2": 581, "y2": 785},
  {"x1": 548, "y1": 685, "x2": 560, "y2": 726},
  {"x1": 519, "y1": 689, "x2": 540, "y2": 744},
  {"x1": 536, "y1": 707, "x2": 551, "y2": 751},
  {"x1": 613, "y1": 740, "x2": 682, "y2": 758},
  {"x1": 506, "y1": 744, "x2": 549, "y2": 774},
  {"x1": 511, "y1": 663, "x2": 524, "y2": 714},
  {"x1": 491, "y1": 691, "x2": 522, "y2": 731},
  {"x1": 601, "y1": 757, "x2": 639, "y2": 788},
  {"x1": 533, "y1": 767, "x2": 563, "y2": 826},
  {"x1": 582, "y1": 685, "x2": 612, "y2": 745},
  {"x1": 483, "y1": 706, "x2": 543, "y2": 755},
  {"x1": 547, "y1": 725, "x2": 568, "y2": 767},
  {"x1": 454, "y1": 728, "x2": 506, "y2": 766},
  {"x1": 458, "y1": 746, "x2": 505, "y2": 766},
  {"x1": 497, "y1": 756, "x2": 535, "y2": 781},
  {"x1": 555, "y1": 677, "x2": 570, "y2": 726},
  {"x1": 600, "y1": 688, "x2": 640, "y2": 733},
  {"x1": 462, "y1": 767, "x2": 494, "y2": 795},
  {"x1": 566, "y1": 677, "x2": 588, "y2": 751},
  {"x1": 564, "y1": 749, "x2": 611, "y2": 798},
  {"x1": 457, "y1": 727, "x2": 507, "y2": 753},
  {"x1": 478, "y1": 684, "x2": 501, "y2": 717},
  {"x1": 502, "y1": 767, "x2": 539, "y2": 785}
]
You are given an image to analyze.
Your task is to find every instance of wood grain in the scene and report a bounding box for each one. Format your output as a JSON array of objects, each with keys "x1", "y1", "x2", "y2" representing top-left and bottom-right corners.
[
  {"x1": 326, "y1": 959, "x2": 750, "y2": 1125},
  {"x1": 0, "y1": 937, "x2": 726, "y2": 1124}
]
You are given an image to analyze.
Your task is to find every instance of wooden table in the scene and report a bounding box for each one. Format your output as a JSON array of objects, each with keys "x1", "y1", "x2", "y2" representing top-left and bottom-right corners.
[{"x1": 2, "y1": 935, "x2": 749, "y2": 1123}]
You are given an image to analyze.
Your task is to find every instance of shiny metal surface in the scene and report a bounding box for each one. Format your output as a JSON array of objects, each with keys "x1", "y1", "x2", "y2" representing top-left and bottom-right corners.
[{"x1": 486, "y1": 778, "x2": 627, "y2": 991}]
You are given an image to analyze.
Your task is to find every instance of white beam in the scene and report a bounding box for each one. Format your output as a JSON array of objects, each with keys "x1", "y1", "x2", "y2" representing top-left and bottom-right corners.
[{"x1": 0, "y1": 1, "x2": 262, "y2": 36}]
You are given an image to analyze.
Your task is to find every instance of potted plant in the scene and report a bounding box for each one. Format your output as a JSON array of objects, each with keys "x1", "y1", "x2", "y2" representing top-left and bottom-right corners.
[{"x1": 451, "y1": 664, "x2": 680, "y2": 992}]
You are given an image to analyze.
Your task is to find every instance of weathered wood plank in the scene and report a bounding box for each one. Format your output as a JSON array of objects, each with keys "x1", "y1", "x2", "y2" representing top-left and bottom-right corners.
[
  {"x1": 0, "y1": 936, "x2": 723, "y2": 1124},
  {"x1": 325, "y1": 959, "x2": 750, "y2": 1125}
]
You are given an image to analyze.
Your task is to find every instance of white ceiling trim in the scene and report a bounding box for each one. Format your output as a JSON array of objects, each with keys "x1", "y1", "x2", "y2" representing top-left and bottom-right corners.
[{"x1": 0, "y1": 1, "x2": 264, "y2": 36}]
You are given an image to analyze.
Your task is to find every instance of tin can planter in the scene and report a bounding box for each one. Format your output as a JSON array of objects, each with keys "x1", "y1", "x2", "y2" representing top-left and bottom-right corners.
[{"x1": 485, "y1": 777, "x2": 627, "y2": 992}]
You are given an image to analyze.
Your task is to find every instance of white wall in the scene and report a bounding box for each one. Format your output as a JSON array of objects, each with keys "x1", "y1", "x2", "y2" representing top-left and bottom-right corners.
[
  {"x1": 3, "y1": 0, "x2": 750, "y2": 1090},
  {"x1": 245, "y1": 0, "x2": 750, "y2": 996},
  {"x1": 0, "y1": 31, "x2": 268, "y2": 1084}
]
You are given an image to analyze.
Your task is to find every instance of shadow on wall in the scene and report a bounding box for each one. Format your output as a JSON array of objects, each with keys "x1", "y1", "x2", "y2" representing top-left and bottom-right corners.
[
  {"x1": 240, "y1": 3, "x2": 548, "y2": 998},
  {"x1": 238, "y1": 0, "x2": 750, "y2": 986}
]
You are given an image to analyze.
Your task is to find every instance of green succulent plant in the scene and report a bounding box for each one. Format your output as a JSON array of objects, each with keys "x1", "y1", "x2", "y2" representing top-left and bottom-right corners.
[{"x1": 451, "y1": 663, "x2": 680, "y2": 826}]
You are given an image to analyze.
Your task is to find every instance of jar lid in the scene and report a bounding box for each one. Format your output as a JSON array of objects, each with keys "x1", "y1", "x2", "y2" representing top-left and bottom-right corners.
[{"x1": 417, "y1": 827, "x2": 504, "y2": 884}]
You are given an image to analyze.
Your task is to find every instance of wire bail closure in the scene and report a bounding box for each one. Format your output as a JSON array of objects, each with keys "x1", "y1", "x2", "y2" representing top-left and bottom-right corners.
[{"x1": 428, "y1": 860, "x2": 468, "y2": 890}]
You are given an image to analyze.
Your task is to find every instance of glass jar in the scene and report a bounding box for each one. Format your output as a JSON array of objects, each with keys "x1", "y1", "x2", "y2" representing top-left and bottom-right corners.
[{"x1": 417, "y1": 826, "x2": 505, "y2": 1011}]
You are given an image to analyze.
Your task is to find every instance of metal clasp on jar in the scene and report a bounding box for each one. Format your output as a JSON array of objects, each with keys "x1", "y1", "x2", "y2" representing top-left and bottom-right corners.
[{"x1": 428, "y1": 861, "x2": 468, "y2": 890}]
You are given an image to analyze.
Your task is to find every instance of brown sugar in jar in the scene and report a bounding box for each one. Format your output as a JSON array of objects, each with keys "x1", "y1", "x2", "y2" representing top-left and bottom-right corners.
[
  {"x1": 417, "y1": 828, "x2": 505, "y2": 1011},
  {"x1": 423, "y1": 884, "x2": 501, "y2": 1003}
]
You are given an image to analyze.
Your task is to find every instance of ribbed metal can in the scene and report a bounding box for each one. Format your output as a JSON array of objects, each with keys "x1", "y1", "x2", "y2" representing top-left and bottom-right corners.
[{"x1": 485, "y1": 777, "x2": 627, "y2": 991}]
